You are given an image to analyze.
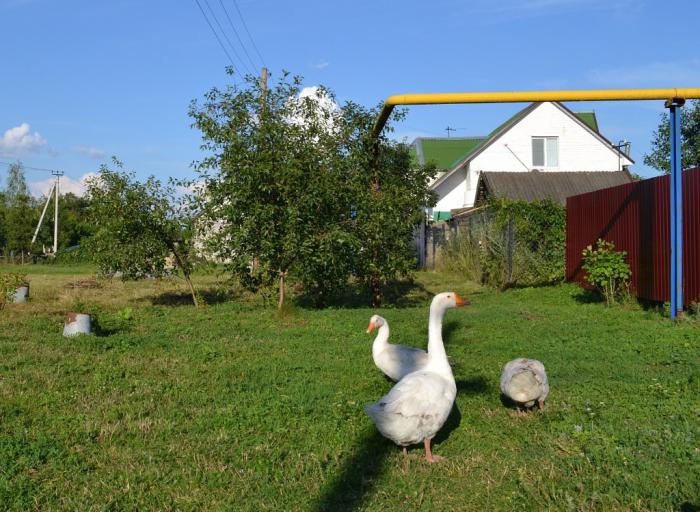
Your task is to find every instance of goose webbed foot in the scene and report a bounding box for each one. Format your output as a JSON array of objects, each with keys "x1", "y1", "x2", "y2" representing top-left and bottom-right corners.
[{"x1": 423, "y1": 437, "x2": 446, "y2": 463}]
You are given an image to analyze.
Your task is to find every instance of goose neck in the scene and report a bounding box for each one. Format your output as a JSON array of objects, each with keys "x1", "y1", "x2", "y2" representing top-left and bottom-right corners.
[
  {"x1": 372, "y1": 323, "x2": 390, "y2": 359},
  {"x1": 428, "y1": 303, "x2": 448, "y2": 361}
]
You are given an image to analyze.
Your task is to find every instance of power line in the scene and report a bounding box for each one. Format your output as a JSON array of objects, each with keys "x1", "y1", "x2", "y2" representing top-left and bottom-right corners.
[
  {"x1": 193, "y1": 0, "x2": 238, "y2": 74},
  {"x1": 231, "y1": 0, "x2": 265, "y2": 67},
  {"x1": 0, "y1": 160, "x2": 55, "y2": 173},
  {"x1": 217, "y1": 0, "x2": 259, "y2": 73},
  {"x1": 201, "y1": 0, "x2": 255, "y2": 76}
]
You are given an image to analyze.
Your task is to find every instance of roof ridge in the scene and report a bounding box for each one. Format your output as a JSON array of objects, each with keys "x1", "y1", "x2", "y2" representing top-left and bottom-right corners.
[{"x1": 412, "y1": 136, "x2": 486, "y2": 142}]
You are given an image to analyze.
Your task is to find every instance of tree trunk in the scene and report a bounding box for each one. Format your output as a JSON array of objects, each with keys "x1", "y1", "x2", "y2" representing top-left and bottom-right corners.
[
  {"x1": 278, "y1": 272, "x2": 286, "y2": 310},
  {"x1": 168, "y1": 242, "x2": 198, "y2": 308},
  {"x1": 371, "y1": 275, "x2": 381, "y2": 308},
  {"x1": 183, "y1": 271, "x2": 199, "y2": 308}
]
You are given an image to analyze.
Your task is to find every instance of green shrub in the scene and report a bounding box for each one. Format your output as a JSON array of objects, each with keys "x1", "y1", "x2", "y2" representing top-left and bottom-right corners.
[
  {"x1": 442, "y1": 199, "x2": 565, "y2": 288},
  {"x1": 581, "y1": 239, "x2": 631, "y2": 305},
  {"x1": 0, "y1": 272, "x2": 28, "y2": 309},
  {"x1": 50, "y1": 245, "x2": 90, "y2": 264}
]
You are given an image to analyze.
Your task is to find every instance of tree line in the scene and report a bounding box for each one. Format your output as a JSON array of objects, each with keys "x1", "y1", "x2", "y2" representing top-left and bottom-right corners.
[
  {"x1": 0, "y1": 162, "x2": 91, "y2": 263},
  {"x1": 2, "y1": 73, "x2": 696, "y2": 307}
]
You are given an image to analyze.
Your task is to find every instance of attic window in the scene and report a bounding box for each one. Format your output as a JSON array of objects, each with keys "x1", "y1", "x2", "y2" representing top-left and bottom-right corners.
[{"x1": 532, "y1": 136, "x2": 558, "y2": 168}]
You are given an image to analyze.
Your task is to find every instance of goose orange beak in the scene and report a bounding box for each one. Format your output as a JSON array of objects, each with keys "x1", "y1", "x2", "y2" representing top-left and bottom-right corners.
[
  {"x1": 366, "y1": 320, "x2": 376, "y2": 333},
  {"x1": 455, "y1": 294, "x2": 469, "y2": 306}
]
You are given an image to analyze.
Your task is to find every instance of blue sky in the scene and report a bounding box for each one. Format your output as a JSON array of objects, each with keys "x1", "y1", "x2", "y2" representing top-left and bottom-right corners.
[{"x1": 1, "y1": 0, "x2": 699, "y2": 195}]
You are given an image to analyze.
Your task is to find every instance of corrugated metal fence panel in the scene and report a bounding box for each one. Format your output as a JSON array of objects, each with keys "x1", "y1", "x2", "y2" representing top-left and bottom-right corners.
[
  {"x1": 566, "y1": 167, "x2": 700, "y2": 304},
  {"x1": 683, "y1": 169, "x2": 700, "y2": 303}
]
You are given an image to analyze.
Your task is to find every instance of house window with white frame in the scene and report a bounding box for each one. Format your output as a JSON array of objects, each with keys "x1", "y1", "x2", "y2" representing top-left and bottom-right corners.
[{"x1": 532, "y1": 136, "x2": 559, "y2": 168}]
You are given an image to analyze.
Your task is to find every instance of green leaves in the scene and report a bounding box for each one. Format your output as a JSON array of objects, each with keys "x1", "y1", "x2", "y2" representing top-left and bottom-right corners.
[
  {"x1": 83, "y1": 163, "x2": 199, "y2": 306},
  {"x1": 443, "y1": 199, "x2": 566, "y2": 288},
  {"x1": 189, "y1": 73, "x2": 436, "y2": 307},
  {"x1": 644, "y1": 99, "x2": 700, "y2": 174},
  {"x1": 581, "y1": 239, "x2": 631, "y2": 306},
  {"x1": 3, "y1": 162, "x2": 36, "y2": 259},
  {"x1": 0, "y1": 272, "x2": 27, "y2": 310}
]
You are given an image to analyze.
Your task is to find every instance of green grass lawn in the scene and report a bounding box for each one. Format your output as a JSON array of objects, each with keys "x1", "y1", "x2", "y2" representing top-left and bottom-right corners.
[{"x1": 1, "y1": 265, "x2": 699, "y2": 511}]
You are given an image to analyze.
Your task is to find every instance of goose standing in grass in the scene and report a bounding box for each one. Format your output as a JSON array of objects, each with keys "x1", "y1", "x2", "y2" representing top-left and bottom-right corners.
[
  {"x1": 367, "y1": 315, "x2": 428, "y2": 381},
  {"x1": 500, "y1": 358, "x2": 549, "y2": 413},
  {"x1": 365, "y1": 292, "x2": 468, "y2": 463}
]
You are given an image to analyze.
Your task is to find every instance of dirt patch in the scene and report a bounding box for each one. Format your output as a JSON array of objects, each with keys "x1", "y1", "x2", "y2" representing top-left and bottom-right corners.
[{"x1": 64, "y1": 279, "x2": 100, "y2": 289}]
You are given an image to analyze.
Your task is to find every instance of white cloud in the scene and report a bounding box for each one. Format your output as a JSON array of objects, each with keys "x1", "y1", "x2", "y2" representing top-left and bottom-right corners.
[
  {"x1": 29, "y1": 172, "x2": 97, "y2": 198},
  {"x1": 463, "y1": 0, "x2": 637, "y2": 21},
  {"x1": 0, "y1": 123, "x2": 47, "y2": 156},
  {"x1": 587, "y1": 59, "x2": 700, "y2": 87},
  {"x1": 74, "y1": 145, "x2": 106, "y2": 159},
  {"x1": 299, "y1": 86, "x2": 338, "y2": 109},
  {"x1": 176, "y1": 179, "x2": 206, "y2": 197},
  {"x1": 311, "y1": 61, "x2": 329, "y2": 70},
  {"x1": 288, "y1": 86, "x2": 340, "y2": 132}
]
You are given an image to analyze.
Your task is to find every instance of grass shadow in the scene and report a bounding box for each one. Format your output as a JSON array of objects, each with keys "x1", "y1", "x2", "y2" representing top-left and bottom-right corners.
[
  {"x1": 314, "y1": 428, "x2": 391, "y2": 512},
  {"x1": 93, "y1": 322, "x2": 127, "y2": 337},
  {"x1": 680, "y1": 503, "x2": 699, "y2": 512},
  {"x1": 296, "y1": 278, "x2": 434, "y2": 310},
  {"x1": 456, "y1": 375, "x2": 490, "y2": 395},
  {"x1": 571, "y1": 287, "x2": 667, "y2": 314},
  {"x1": 151, "y1": 287, "x2": 240, "y2": 307},
  {"x1": 442, "y1": 319, "x2": 463, "y2": 346},
  {"x1": 499, "y1": 393, "x2": 534, "y2": 410},
  {"x1": 571, "y1": 288, "x2": 605, "y2": 304},
  {"x1": 433, "y1": 402, "x2": 462, "y2": 447}
]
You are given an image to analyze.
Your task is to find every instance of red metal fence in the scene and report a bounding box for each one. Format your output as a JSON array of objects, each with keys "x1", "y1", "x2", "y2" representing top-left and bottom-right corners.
[{"x1": 566, "y1": 167, "x2": 700, "y2": 304}]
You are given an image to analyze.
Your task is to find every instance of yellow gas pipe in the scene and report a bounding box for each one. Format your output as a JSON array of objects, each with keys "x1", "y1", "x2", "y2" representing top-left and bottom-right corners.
[{"x1": 371, "y1": 87, "x2": 700, "y2": 137}]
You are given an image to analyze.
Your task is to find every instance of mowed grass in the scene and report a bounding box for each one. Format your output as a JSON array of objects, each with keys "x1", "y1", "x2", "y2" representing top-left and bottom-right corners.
[{"x1": 0, "y1": 265, "x2": 699, "y2": 511}]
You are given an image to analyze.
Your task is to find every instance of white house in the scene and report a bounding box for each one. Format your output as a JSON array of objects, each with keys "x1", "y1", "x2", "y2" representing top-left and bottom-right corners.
[{"x1": 411, "y1": 102, "x2": 634, "y2": 220}]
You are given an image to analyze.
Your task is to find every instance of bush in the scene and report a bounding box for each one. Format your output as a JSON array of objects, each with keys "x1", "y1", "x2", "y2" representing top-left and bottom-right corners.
[
  {"x1": 50, "y1": 245, "x2": 90, "y2": 265},
  {"x1": 0, "y1": 272, "x2": 28, "y2": 310},
  {"x1": 581, "y1": 239, "x2": 631, "y2": 305},
  {"x1": 442, "y1": 199, "x2": 565, "y2": 288}
]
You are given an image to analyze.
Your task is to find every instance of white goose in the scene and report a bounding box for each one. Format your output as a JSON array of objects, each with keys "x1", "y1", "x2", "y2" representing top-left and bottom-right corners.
[
  {"x1": 500, "y1": 358, "x2": 549, "y2": 412},
  {"x1": 367, "y1": 315, "x2": 428, "y2": 381},
  {"x1": 365, "y1": 292, "x2": 468, "y2": 463}
]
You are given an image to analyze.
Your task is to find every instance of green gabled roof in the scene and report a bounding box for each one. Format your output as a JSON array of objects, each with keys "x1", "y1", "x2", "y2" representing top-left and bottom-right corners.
[
  {"x1": 412, "y1": 103, "x2": 601, "y2": 172},
  {"x1": 414, "y1": 137, "x2": 486, "y2": 169},
  {"x1": 409, "y1": 144, "x2": 419, "y2": 167},
  {"x1": 574, "y1": 112, "x2": 599, "y2": 132}
]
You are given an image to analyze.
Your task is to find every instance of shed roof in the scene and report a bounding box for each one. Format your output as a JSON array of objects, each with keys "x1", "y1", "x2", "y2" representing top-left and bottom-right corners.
[{"x1": 475, "y1": 170, "x2": 634, "y2": 206}]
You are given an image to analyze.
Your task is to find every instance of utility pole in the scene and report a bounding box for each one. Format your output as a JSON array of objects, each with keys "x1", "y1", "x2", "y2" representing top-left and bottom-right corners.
[
  {"x1": 31, "y1": 182, "x2": 55, "y2": 246},
  {"x1": 260, "y1": 66, "x2": 268, "y2": 108},
  {"x1": 445, "y1": 126, "x2": 456, "y2": 138},
  {"x1": 52, "y1": 171, "x2": 63, "y2": 255},
  {"x1": 30, "y1": 171, "x2": 63, "y2": 255}
]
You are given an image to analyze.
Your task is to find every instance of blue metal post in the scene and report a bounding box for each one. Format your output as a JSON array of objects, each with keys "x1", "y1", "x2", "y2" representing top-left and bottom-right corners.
[{"x1": 668, "y1": 100, "x2": 684, "y2": 318}]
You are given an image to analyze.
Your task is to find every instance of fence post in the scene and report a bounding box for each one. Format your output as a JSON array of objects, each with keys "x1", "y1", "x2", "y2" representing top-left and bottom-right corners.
[
  {"x1": 419, "y1": 218, "x2": 426, "y2": 269},
  {"x1": 506, "y1": 214, "x2": 514, "y2": 285}
]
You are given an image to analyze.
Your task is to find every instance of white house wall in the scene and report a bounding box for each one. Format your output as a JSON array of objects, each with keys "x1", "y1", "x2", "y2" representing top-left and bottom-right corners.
[
  {"x1": 455, "y1": 102, "x2": 633, "y2": 208},
  {"x1": 433, "y1": 167, "x2": 467, "y2": 212},
  {"x1": 471, "y1": 103, "x2": 630, "y2": 173}
]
